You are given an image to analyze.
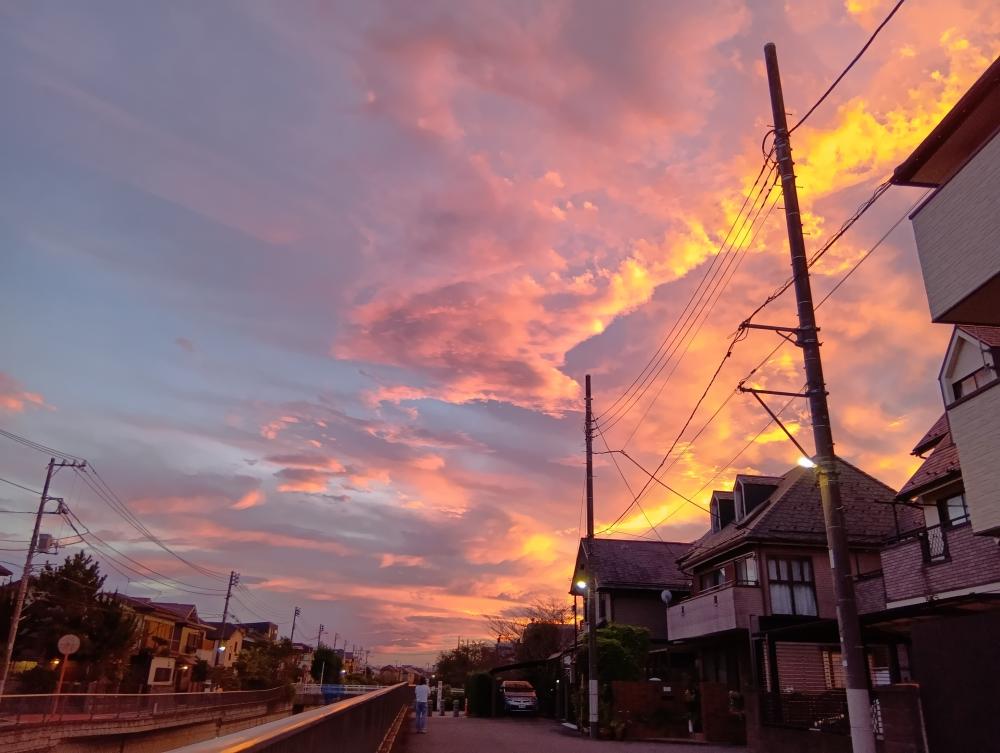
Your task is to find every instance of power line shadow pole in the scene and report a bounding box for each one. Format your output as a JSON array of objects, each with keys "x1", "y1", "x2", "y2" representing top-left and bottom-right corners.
[{"x1": 763, "y1": 42, "x2": 876, "y2": 753}]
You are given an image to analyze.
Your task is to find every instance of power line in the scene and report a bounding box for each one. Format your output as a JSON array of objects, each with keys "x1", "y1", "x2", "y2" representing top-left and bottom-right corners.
[
  {"x1": 75, "y1": 466, "x2": 226, "y2": 580},
  {"x1": 593, "y1": 424, "x2": 663, "y2": 541},
  {"x1": 60, "y1": 508, "x2": 225, "y2": 596},
  {"x1": 0, "y1": 477, "x2": 43, "y2": 496},
  {"x1": 789, "y1": 0, "x2": 907, "y2": 133},
  {"x1": 619, "y1": 181, "x2": 783, "y2": 446},
  {"x1": 597, "y1": 160, "x2": 778, "y2": 428},
  {"x1": 0, "y1": 428, "x2": 86, "y2": 461}
]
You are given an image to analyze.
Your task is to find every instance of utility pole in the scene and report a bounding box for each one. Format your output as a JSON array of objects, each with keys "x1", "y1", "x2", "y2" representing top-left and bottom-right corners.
[
  {"x1": 0, "y1": 458, "x2": 86, "y2": 699},
  {"x1": 216, "y1": 570, "x2": 239, "y2": 667},
  {"x1": 290, "y1": 606, "x2": 300, "y2": 643},
  {"x1": 763, "y1": 42, "x2": 876, "y2": 753},
  {"x1": 584, "y1": 375, "x2": 598, "y2": 739},
  {"x1": 316, "y1": 624, "x2": 325, "y2": 649},
  {"x1": 332, "y1": 632, "x2": 338, "y2": 651}
]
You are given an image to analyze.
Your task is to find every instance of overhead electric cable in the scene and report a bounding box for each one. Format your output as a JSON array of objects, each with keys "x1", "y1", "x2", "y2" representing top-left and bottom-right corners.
[
  {"x1": 596, "y1": 157, "x2": 777, "y2": 425},
  {"x1": 789, "y1": 0, "x2": 907, "y2": 133}
]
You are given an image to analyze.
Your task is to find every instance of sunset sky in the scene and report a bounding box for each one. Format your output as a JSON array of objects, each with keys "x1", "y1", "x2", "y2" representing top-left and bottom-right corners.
[{"x1": 1, "y1": 1, "x2": 998, "y2": 664}]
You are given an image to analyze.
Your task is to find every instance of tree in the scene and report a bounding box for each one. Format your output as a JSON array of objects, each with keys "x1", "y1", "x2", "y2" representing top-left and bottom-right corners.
[
  {"x1": 310, "y1": 645, "x2": 342, "y2": 683},
  {"x1": 435, "y1": 642, "x2": 494, "y2": 687},
  {"x1": 484, "y1": 597, "x2": 572, "y2": 644},
  {"x1": 578, "y1": 623, "x2": 650, "y2": 682},
  {"x1": 238, "y1": 638, "x2": 301, "y2": 689},
  {"x1": 18, "y1": 553, "x2": 138, "y2": 684}
]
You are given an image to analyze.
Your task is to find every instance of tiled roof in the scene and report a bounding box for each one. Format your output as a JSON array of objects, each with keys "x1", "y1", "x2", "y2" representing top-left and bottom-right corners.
[
  {"x1": 153, "y1": 602, "x2": 197, "y2": 620},
  {"x1": 898, "y1": 424, "x2": 962, "y2": 499},
  {"x1": 912, "y1": 413, "x2": 950, "y2": 456},
  {"x1": 958, "y1": 325, "x2": 1000, "y2": 347},
  {"x1": 576, "y1": 538, "x2": 691, "y2": 591},
  {"x1": 679, "y1": 459, "x2": 918, "y2": 568}
]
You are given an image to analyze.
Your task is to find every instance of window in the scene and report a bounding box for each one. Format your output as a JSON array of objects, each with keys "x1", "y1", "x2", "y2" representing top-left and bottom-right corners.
[
  {"x1": 767, "y1": 557, "x2": 817, "y2": 616},
  {"x1": 735, "y1": 556, "x2": 758, "y2": 585},
  {"x1": 699, "y1": 567, "x2": 725, "y2": 591},
  {"x1": 937, "y1": 493, "x2": 969, "y2": 526},
  {"x1": 822, "y1": 649, "x2": 845, "y2": 689},
  {"x1": 952, "y1": 367, "x2": 994, "y2": 399},
  {"x1": 153, "y1": 666, "x2": 173, "y2": 683}
]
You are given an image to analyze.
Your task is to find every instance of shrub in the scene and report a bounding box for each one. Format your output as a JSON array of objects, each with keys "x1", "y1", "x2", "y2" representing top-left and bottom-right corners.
[{"x1": 465, "y1": 672, "x2": 493, "y2": 717}]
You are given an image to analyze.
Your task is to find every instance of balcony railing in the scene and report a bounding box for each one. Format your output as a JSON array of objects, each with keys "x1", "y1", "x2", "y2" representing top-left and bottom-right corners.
[
  {"x1": 919, "y1": 524, "x2": 949, "y2": 562},
  {"x1": 667, "y1": 583, "x2": 763, "y2": 641}
]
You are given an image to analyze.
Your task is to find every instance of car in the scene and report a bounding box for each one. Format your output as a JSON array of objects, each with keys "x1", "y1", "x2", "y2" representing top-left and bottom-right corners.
[{"x1": 499, "y1": 680, "x2": 537, "y2": 714}]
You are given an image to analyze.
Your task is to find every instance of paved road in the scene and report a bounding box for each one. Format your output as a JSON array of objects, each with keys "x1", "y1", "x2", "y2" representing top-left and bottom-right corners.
[{"x1": 405, "y1": 714, "x2": 745, "y2": 752}]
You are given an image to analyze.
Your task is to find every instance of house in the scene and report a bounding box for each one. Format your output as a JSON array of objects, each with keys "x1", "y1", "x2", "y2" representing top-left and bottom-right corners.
[
  {"x1": 238, "y1": 621, "x2": 279, "y2": 645},
  {"x1": 665, "y1": 459, "x2": 921, "y2": 747},
  {"x1": 892, "y1": 54, "x2": 1000, "y2": 536},
  {"x1": 198, "y1": 623, "x2": 244, "y2": 669},
  {"x1": 121, "y1": 597, "x2": 213, "y2": 692},
  {"x1": 568, "y1": 538, "x2": 690, "y2": 643},
  {"x1": 862, "y1": 413, "x2": 1000, "y2": 753}
]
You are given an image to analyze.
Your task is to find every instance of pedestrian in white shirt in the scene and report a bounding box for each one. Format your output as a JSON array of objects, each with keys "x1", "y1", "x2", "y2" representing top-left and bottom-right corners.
[{"x1": 414, "y1": 677, "x2": 430, "y2": 733}]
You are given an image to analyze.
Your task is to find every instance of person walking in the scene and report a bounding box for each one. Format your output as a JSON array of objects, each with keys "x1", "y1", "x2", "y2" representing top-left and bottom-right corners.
[{"x1": 414, "y1": 676, "x2": 430, "y2": 734}]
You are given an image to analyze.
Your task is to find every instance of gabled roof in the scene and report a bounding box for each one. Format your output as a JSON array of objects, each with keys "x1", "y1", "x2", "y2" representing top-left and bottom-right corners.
[
  {"x1": 679, "y1": 459, "x2": 918, "y2": 569},
  {"x1": 957, "y1": 325, "x2": 1000, "y2": 347},
  {"x1": 571, "y1": 538, "x2": 690, "y2": 592},
  {"x1": 898, "y1": 419, "x2": 963, "y2": 500},
  {"x1": 893, "y1": 55, "x2": 1000, "y2": 187},
  {"x1": 912, "y1": 413, "x2": 950, "y2": 456}
]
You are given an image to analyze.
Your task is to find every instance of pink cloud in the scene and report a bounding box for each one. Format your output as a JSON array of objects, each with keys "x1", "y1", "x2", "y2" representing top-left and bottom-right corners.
[{"x1": 0, "y1": 372, "x2": 47, "y2": 413}]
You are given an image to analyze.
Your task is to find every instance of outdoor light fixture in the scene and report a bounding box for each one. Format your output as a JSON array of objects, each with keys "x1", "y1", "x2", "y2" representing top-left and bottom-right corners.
[
  {"x1": 575, "y1": 579, "x2": 587, "y2": 590},
  {"x1": 797, "y1": 456, "x2": 817, "y2": 469},
  {"x1": 218, "y1": 646, "x2": 226, "y2": 652}
]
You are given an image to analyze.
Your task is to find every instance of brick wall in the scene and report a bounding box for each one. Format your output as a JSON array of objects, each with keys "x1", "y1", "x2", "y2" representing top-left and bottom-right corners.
[
  {"x1": 854, "y1": 572, "x2": 887, "y2": 615},
  {"x1": 881, "y1": 523, "x2": 1000, "y2": 604}
]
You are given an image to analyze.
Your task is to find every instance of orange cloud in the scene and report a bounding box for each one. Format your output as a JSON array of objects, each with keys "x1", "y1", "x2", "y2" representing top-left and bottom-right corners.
[{"x1": 0, "y1": 373, "x2": 47, "y2": 413}]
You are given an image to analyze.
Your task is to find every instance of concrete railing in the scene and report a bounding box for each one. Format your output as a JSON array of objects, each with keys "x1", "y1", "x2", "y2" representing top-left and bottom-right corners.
[
  {"x1": 0, "y1": 686, "x2": 287, "y2": 727},
  {"x1": 168, "y1": 682, "x2": 412, "y2": 753}
]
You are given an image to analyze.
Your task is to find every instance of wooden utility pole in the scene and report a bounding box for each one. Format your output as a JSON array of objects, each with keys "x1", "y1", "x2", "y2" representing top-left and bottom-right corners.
[
  {"x1": 584, "y1": 375, "x2": 598, "y2": 739},
  {"x1": 215, "y1": 571, "x2": 239, "y2": 666},
  {"x1": 316, "y1": 624, "x2": 325, "y2": 649},
  {"x1": 763, "y1": 42, "x2": 876, "y2": 753},
  {"x1": 0, "y1": 458, "x2": 86, "y2": 699}
]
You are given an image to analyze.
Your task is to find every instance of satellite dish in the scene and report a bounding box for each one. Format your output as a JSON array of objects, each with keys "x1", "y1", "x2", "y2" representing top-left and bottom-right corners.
[{"x1": 660, "y1": 590, "x2": 673, "y2": 605}]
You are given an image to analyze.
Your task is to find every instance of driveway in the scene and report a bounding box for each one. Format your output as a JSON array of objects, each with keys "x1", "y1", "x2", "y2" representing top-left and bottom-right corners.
[{"x1": 404, "y1": 714, "x2": 746, "y2": 753}]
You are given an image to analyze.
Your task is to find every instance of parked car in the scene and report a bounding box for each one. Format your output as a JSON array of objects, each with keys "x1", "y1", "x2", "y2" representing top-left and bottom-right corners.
[{"x1": 500, "y1": 680, "x2": 537, "y2": 714}]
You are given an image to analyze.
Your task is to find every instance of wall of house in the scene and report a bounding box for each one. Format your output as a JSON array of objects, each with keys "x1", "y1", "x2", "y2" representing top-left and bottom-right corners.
[
  {"x1": 948, "y1": 382, "x2": 1000, "y2": 534},
  {"x1": 611, "y1": 591, "x2": 670, "y2": 640},
  {"x1": 141, "y1": 617, "x2": 173, "y2": 650},
  {"x1": 911, "y1": 129, "x2": 1000, "y2": 325},
  {"x1": 757, "y1": 547, "x2": 881, "y2": 619},
  {"x1": 881, "y1": 522, "x2": 1000, "y2": 606}
]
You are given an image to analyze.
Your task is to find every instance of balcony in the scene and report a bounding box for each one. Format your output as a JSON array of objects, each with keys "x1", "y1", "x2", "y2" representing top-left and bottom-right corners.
[
  {"x1": 667, "y1": 583, "x2": 763, "y2": 641},
  {"x1": 909, "y1": 130, "x2": 1000, "y2": 325},
  {"x1": 880, "y1": 522, "x2": 1000, "y2": 606}
]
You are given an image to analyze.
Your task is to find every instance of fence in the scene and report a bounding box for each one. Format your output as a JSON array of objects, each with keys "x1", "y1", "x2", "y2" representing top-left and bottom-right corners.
[
  {"x1": 0, "y1": 686, "x2": 287, "y2": 727},
  {"x1": 761, "y1": 690, "x2": 887, "y2": 739},
  {"x1": 169, "y1": 682, "x2": 412, "y2": 753}
]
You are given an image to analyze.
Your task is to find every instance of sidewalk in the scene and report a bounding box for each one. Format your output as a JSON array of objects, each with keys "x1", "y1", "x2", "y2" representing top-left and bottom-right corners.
[{"x1": 404, "y1": 714, "x2": 745, "y2": 753}]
